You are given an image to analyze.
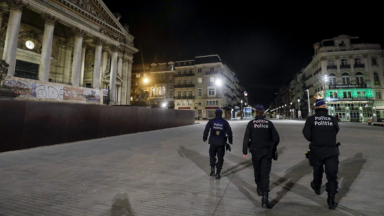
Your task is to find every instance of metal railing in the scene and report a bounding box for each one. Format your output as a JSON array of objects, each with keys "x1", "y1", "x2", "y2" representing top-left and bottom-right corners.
[
  {"x1": 174, "y1": 84, "x2": 195, "y2": 88},
  {"x1": 175, "y1": 96, "x2": 195, "y2": 99},
  {"x1": 205, "y1": 71, "x2": 218, "y2": 75},
  {"x1": 175, "y1": 73, "x2": 194, "y2": 77},
  {"x1": 354, "y1": 64, "x2": 365, "y2": 68}
]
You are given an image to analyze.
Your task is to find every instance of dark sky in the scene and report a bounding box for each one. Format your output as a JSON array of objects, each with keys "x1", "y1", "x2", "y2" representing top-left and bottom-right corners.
[{"x1": 104, "y1": 0, "x2": 384, "y2": 107}]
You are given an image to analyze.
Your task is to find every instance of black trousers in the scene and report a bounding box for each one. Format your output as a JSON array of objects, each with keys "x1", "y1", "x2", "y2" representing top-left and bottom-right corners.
[
  {"x1": 251, "y1": 149, "x2": 272, "y2": 193},
  {"x1": 312, "y1": 155, "x2": 339, "y2": 195},
  {"x1": 209, "y1": 145, "x2": 225, "y2": 171}
]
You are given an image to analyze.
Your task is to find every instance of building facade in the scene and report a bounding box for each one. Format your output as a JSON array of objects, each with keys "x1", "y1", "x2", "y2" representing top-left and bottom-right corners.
[
  {"x1": 274, "y1": 35, "x2": 384, "y2": 122},
  {"x1": 0, "y1": 0, "x2": 137, "y2": 105},
  {"x1": 130, "y1": 55, "x2": 243, "y2": 119},
  {"x1": 130, "y1": 62, "x2": 175, "y2": 107}
]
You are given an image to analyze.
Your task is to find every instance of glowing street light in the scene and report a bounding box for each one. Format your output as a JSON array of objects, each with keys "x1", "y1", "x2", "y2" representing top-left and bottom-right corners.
[
  {"x1": 215, "y1": 79, "x2": 222, "y2": 86},
  {"x1": 143, "y1": 78, "x2": 149, "y2": 84},
  {"x1": 162, "y1": 102, "x2": 167, "y2": 108}
]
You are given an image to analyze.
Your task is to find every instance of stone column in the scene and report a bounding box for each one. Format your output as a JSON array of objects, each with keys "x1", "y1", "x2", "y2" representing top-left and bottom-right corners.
[
  {"x1": 100, "y1": 50, "x2": 108, "y2": 87},
  {"x1": 109, "y1": 46, "x2": 118, "y2": 104},
  {"x1": 127, "y1": 60, "x2": 133, "y2": 105},
  {"x1": 93, "y1": 38, "x2": 104, "y2": 89},
  {"x1": 71, "y1": 27, "x2": 85, "y2": 87},
  {"x1": 349, "y1": 57, "x2": 355, "y2": 73},
  {"x1": 118, "y1": 56, "x2": 123, "y2": 77},
  {"x1": 63, "y1": 43, "x2": 72, "y2": 83},
  {"x1": 80, "y1": 41, "x2": 87, "y2": 86},
  {"x1": 3, "y1": 1, "x2": 26, "y2": 76},
  {"x1": 121, "y1": 57, "x2": 129, "y2": 105},
  {"x1": 39, "y1": 14, "x2": 58, "y2": 82}
]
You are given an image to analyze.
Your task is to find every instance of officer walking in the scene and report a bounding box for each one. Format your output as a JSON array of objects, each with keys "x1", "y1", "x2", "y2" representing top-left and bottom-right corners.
[
  {"x1": 242, "y1": 104, "x2": 280, "y2": 209},
  {"x1": 302, "y1": 98, "x2": 340, "y2": 210},
  {"x1": 203, "y1": 108, "x2": 233, "y2": 180}
]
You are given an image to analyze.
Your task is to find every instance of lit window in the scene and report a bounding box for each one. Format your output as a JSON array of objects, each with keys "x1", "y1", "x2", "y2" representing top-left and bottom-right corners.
[
  {"x1": 182, "y1": 101, "x2": 187, "y2": 105},
  {"x1": 136, "y1": 74, "x2": 141, "y2": 78},
  {"x1": 188, "y1": 100, "x2": 193, "y2": 105},
  {"x1": 177, "y1": 101, "x2": 181, "y2": 106},
  {"x1": 210, "y1": 77, "x2": 214, "y2": 83},
  {"x1": 198, "y1": 78, "x2": 202, "y2": 83}
]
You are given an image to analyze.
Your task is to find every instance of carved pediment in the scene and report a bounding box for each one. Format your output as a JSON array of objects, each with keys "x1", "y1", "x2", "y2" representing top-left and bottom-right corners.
[{"x1": 58, "y1": 0, "x2": 130, "y2": 36}]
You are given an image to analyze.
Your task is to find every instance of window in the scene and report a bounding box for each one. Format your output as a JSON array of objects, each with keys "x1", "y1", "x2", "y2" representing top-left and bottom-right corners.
[
  {"x1": 151, "y1": 88, "x2": 155, "y2": 96},
  {"x1": 169, "y1": 75, "x2": 173, "y2": 81},
  {"x1": 210, "y1": 77, "x2": 215, "y2": 83},
  {"x1": 159, "y1": 88, "x2": 162, "y2": 95},
  {"x1": 198, "y1": 68, "x2": 202, "y2": 73},
  {"x1": 178, "y1": 91, "x2": 181, "y2": 97},
  {"x1": 198, "y1": 78, "x2": 202, "y2": 84},
  {"x1": 206, "y1": 100, "x2": 218, "y2": 106},
  {"x1": 210, "y1": 67, "x2": 214, "y2": 72},
  {"x1": 341, "y1": 59, "x2": 348, "y2": 65},
  {"x1": 189, "y1": 69, "x2": 192, "y2": 74},
  {"x1": 178, "y1": 70, "x2": 181, "y2": 75},
  {"x1": 198, "y1": 88, "x2": 202, "y2": 96},
  {"x1": 136, "y1": 74, "x2": 141, "y2": 78},
  {"x1": 183, "y1": 70, "x2": 186, "y2": 74},
  {"x1": 328, "y1": 60, "x2": 334, "y2": 66},
  {"x1": 177, "y1": 101, "x2": 181, "y2": 106},
  {"x1": 372, "y1": 58, "x2": 377, "y2": 65},
  {"x1": 169, "y1": 87, "x2": 173, "y2": 96},
  {"x1": 374, "y1": 73, "x2": 380, "y2": 85},
  {"x1": 188, "y1": 80, "x2": 192, "y2": 84},
  {"x1": 188, "y1": 100, "x2": 193, "y2": 105},
  {"x1": 183, "y1": 80, "x2": 186, "y2": 85},
  {"x1": 208, "y1": 88, "x2": 215, "y2": 96},
  {"x1": 178, "y1": 80, "x2": 181, "y2": 85},
  {"x1": 376, "y1": 91, "x2": 382, "y2": 99},
  {"x1": 355, "y1": 58, "x2": 361, "y2": 65},
  {"x1": 342, "y1": 73, "x2": 350, "y2": 84},
  {"x1": 183, "y1": 91, "x2": 186, "y2": 96},
  {"x1": 189, "y1": 91, "x2": 193, "y2": 96},
  {"x1": 343, "y1": 92, "x2": 347, "y2": 98},
  {"x1": 348, "y1": 92, "x2": 351, "y2": 98},
  {"x1": 182, "y1": 101, "x2": 187, "y2": 105},
  {"x1": 329, "y1": 73, "x2": 336, "y2": 85},
  {"x1": 355, "y1": 72, "x2": 364, "y2": 84}
]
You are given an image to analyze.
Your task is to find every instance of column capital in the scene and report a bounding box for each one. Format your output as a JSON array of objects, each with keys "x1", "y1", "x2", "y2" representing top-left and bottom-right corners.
[
  {"x1": 42, "y1": 13, "x2": 58, "y2": 26},
  {"x1": 94, "y1": 37, "x2": 105, "y2": 46},
  {"x1": 110, "y1": 45, "x2": 118, "y2": 53},
  {"x1": 72, "y1": 27, "x2": 86, "y2": 37},
  {"x1": 123, "y1": 57, "x2": 130, "y2": 63},
  {"x1": 7, "y1": 0, "x2": 27, "y2": 12},
  {"x1": 82, "y1": 41, "x2": 88, "y2": 48}
]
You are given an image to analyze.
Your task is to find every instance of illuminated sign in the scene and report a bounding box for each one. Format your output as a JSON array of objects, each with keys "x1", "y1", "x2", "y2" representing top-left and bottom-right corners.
[{"x1": 329, "y1": 84, "x2": 367, "y2": 89}]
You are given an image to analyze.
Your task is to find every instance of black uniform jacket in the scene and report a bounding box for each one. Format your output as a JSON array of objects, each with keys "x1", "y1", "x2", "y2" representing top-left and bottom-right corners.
[
  {"x1": 242, "y1": 116, "x2": 280, "y2": 157},
  {"x1": 203, "y1": 116, "x2": 233, "y2": 146},
  {"x1": 302, "y1": 108, "x2": 340, "y2": 156}
]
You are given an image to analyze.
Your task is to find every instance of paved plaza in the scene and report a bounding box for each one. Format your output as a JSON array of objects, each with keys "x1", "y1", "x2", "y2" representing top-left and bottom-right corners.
[{"x1": 0, "y1": 120, "x2": 383, "y2": 216}]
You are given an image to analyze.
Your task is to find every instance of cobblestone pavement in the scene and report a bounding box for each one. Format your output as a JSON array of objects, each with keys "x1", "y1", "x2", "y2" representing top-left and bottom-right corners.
[{"x1": 0, "y1": 120, "x2": 383, "y2": 216}]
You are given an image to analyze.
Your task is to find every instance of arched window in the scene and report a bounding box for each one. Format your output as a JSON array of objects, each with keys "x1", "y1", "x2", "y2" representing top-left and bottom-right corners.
[
  {"x1": 355, "y1": 72, "x2": 364, "y2": 85},
  {"x1": 342, "y1": 73, "x2": 350, "y2": 84},
  {"x1": 329, "y1": 73, "x2": 336, "y2": 85},
  {"x1": 374, "y1": 73, "x2": 380, "y2": 85}
]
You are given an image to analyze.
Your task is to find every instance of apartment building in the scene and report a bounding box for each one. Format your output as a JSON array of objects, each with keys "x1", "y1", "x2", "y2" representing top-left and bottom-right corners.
[{"x1": 277, "y1": 35, "x2": 384, "y2": 122}]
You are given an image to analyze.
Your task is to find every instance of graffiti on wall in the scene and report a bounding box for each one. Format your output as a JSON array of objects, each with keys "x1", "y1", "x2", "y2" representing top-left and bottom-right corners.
[{"x1": 4, "y1": 77, "x2": 102, "y2": 104}]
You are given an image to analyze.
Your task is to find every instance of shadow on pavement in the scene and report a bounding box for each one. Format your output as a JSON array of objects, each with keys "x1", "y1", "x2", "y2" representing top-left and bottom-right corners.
[
  {"x1": 109, "y1": 193, "x2": 135, "y2": 216},
  {"x1": 230, "y1": 175, "x2": 261, "y2": 208},
  {"x1": 336, "y1": 152, "x2": 366, "y2": 204},
  {"x1": 178, "y1": 146, "x2": 209, "y2": 175}
]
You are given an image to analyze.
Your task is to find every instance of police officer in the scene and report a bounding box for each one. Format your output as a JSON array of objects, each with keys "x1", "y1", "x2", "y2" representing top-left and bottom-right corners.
[
  {"x1": 203, "y1": 108, "x2": 233, "y2": 179},
  {"x1": 242, "y1": 104, "x2": 280, "y2": 209},
  {"x1": 302, "y1": 99, "x2": 340, "y2": 210}
]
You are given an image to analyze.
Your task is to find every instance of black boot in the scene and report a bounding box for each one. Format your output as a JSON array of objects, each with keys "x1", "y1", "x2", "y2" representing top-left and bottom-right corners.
[
  {"x1": 210, "y1": 167, "x2": 215, "y2": 176},
  {"x1": 311, "y1": 181, "x2": 321, "y2": 195},
  {"x1": 327, "y1": 195, "x2": 337, "y2": 210},
  {"x1": 261, "y1": 193, "x2": 271, "y2": 209},
  {"x1": 256, "y1": 188, "x2": 262, "y2": 196},
  {"x1": 215, "y1": 170, "x2": 221, "y2": 179}
]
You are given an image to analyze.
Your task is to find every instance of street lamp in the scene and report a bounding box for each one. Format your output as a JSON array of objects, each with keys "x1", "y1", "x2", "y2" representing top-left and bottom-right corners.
[
  {"x1": 306, "y1": 89, "x2": 311, "y2": 116},
  {"x1": 241, "y1": 100, "x2": 243, "y2": 120},
  {"x1": 161, "y1": 102, "x2": 167, "y2": 108},
  {"x1": 298, "y1": 98, "x2": 301, "y2": 120},
  {"x1": 143, "y1": 78, "x2": 149, "y2": 84}
]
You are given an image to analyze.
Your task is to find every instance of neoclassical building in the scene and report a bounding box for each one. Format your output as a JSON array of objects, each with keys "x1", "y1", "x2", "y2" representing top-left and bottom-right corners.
[{"x1": 0, "y1": 0, "x2": 138, "y2": 105}]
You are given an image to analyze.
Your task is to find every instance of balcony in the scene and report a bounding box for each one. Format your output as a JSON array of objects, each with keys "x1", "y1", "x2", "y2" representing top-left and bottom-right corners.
[
  {"x1": 150, "y1": 95, "x2": 165, "y2": 98},
  {"x1": 174, "y1": 84, "x2": 195, "y2": 88},
  {"x1": 340, "y1": 65, "x2": 350, "y2": 69},
  {"x1": 205, "y1": 71, "x2": 218, "y2": 75},
  {"x1": 354, "y1": 64, "x2": 365, "y2": 68},
  {"x1": 224, "y1": 93, "x2": 232, "y2": 98},
  {"x1": 175, "y1": 73, "x2": 194, "y2": 77},
  {"x1": 327, "y1": 65, "x2": 337, "y2": 70},
  {"x1": 175, "y1": 96, "x2": 195, "y2": 99}
]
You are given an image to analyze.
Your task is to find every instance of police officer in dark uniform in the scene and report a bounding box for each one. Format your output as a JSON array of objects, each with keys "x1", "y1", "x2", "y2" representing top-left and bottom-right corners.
[
  {"x1": 242, "y1": 104, "x2": 280, "y2": 209},
  {"x1": 203, "y1": 108, "x2": 233, "y2": 180},
  {"x1": 302, "y1": 99, "x2": 340, "y2": 210}
]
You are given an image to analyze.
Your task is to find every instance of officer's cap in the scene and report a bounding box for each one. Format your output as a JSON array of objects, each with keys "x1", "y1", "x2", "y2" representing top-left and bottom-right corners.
[
  {"x1": 215, "y1": 108, "x2": 222, "y2": 115},
  {"x1": 256, "y1": 104, "x2": 265, "y2": 111}
]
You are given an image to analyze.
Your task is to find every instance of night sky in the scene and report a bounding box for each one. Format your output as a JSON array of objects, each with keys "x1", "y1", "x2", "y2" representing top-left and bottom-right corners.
[{"x1": 104, "y1": 0, "x2": 384, "y2": 107}]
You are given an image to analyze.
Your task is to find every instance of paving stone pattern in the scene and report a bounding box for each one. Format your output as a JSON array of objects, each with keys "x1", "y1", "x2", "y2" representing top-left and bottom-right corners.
[{"x1": 0, "y1": 120, "x2": 383, "y2": 215}]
